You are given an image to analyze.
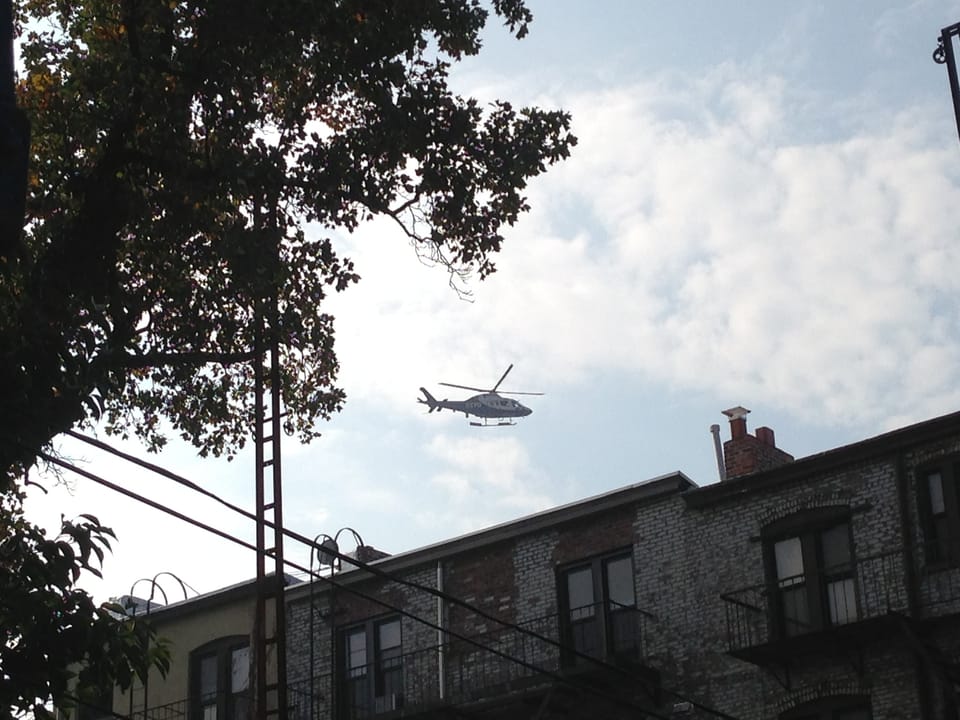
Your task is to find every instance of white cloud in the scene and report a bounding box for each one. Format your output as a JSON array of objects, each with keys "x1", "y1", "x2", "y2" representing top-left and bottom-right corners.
[
  {"x1": 422, "y1": 434, "x2": 555, "y2": 533},
  {"x1": 20, "y1": 3, "x2": 960, "y2": 602},
  {"x1": 323, "y1": 64, "x2": 960, "y2": 434}
]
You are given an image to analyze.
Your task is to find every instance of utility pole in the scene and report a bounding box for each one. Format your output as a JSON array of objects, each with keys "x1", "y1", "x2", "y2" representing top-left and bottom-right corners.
[
  {"x1": 1, "y1": 0, "x2": 29, "y2": 255},
  {"x1": 934, "y1": 21, "x2": 960, "y2": 145},
  {"x1": 252, "y1": 201, "x2": 288, "y2": 720}
]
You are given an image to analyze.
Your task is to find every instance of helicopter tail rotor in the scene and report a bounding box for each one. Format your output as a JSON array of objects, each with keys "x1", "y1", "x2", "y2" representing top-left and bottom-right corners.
[{"x1": 419, "y1": 387, "x2": 440, "y2": 412}]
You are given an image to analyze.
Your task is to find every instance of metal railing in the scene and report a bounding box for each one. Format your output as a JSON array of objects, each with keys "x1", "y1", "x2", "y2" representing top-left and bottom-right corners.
[
  {"x1": 444, "y1": 601, "x2": 651, "y2": 701},
  {"x1": 132, "y1": 604, "x2": 653, "y2": 720},
  {"x1": 127, "y1": 697, "x2": 188, "y2": 720},
  {"x1": 123, "y1": 694, "x2": 251, "y2": 720},
  {"x1": 916, "y1": 539, "x2": 960, "y2": 616},
  {"x1": 720, "y1": 548, "x2": 908, "y2": 653}
]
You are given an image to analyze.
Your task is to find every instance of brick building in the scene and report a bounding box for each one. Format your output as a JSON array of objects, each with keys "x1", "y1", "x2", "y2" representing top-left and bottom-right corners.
[
  {"x1": 680, "y1": 407, "x2": 960, "y2": 718},
  {"x1": 74, "y1": 408, "x2": 960, "y2": 719},
  {"x1": 286, "y1": 408, "x2": 960, "y2": 720},
  {"x1": 286, "y1": 472, "x2": 690, "y2": 719}
]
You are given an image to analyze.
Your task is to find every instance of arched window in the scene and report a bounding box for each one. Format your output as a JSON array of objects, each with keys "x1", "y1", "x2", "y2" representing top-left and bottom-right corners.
[{"x1": 190, "y1": 635, "x2": 250, "y2": 720}]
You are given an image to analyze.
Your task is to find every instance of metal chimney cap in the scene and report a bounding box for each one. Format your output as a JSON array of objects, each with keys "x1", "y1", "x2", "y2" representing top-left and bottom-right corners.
[{"x1": 722, "y1": 406, "x2": 750, "y2": 420}]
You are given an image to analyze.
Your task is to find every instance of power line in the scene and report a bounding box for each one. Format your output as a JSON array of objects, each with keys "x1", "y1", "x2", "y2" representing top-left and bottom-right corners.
[
  {"x1": 64, "y1": 430, "x2": 738, "y2": 719},
  {"x1": 65, "y1": 429, "x2": 738, "y2": 720},
  {"x1": 35, "y1": 448, "x2": 677, "y2": 720}
]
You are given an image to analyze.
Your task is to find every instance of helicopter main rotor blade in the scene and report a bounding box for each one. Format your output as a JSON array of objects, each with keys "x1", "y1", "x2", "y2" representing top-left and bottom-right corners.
[
  {"x1": 498, "y1": 390, "x2": 544, "y2": 396},
  {"x1": 491, "y1": 364, "x2": 514, "y2": 393},
  {"x1": 439, "y1": 382, "x2": 488, "y2": 392}
]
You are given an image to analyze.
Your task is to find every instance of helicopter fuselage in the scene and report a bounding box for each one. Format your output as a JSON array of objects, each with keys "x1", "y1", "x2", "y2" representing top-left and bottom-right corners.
[
  {"x1": 419, "y1": 365, "x2": 540, "y2": 425},
  {"x1": 460, "y1": 392, "x2": 533, "y2": 419},
  {"x1": 419, "y1": 389, "x2": 532, "y2": 419}
]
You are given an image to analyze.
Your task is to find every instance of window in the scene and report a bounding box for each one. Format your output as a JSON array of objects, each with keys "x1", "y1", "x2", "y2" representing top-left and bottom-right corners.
[
  {"x1": 190, "y1": 637, "x2": 250, "y2": 720},
  {"x1": 341, "y1": 617, "x2": 402, "y2": 717},
  {"x1": 764, "y1": 511, "x2": 858, "y2": 638},
  {"x1": 921, "y1": 461, "x2": 960, "y2": 563},
  {"x1": 780, "y1": 696, "x2": 871, "y2": 720},
  {"x1": 559, "y1": 551, "x2": 639, "y2": 665}
]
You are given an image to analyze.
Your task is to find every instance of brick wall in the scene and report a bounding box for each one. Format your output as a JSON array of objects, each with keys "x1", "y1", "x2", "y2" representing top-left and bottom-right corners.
[{"x1": 723, "y1": 420, "x2": 795, "y2": 479}]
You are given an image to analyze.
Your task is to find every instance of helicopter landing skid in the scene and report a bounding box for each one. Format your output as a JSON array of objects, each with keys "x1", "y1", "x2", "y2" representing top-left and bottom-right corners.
[{"x1": 470, "y1": 420, "x2": 516, "y2": 427}]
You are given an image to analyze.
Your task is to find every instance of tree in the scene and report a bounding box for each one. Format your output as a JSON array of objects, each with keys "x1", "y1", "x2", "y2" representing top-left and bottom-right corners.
[
  {"x1": 0, "y1": 0, "x2": 575, "y2": 714},
  {"x1": 0, "y1": 487, "x2": 169, "y2": 718}
]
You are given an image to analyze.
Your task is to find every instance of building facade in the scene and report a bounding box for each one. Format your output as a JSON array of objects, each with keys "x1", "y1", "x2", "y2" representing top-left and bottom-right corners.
[
  {"x1": 76, "y1": 408, "x2": 960, "y2": 719},
  {"x1": 682, "y1": 408, "x2": 960, "y2": 718},
  {"x1": 78, "y1": 576, "x2": 292, "y2": 720},
  {"x1": 286, "y1": 472, "x2": 688, "y2": 719}
]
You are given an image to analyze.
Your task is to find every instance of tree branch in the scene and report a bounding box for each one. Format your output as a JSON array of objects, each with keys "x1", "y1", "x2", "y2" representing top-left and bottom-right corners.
[{"x1": 121, "y1": 349, "x2": 258, "y2": 369}]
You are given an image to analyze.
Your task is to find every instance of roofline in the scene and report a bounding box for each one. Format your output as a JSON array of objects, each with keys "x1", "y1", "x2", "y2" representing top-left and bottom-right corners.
[
  {"x1": 288, "y1": 471, "x2": 695, "y2": 601},
  {"x1": 685, "y1": 408, "x2": 960, "y2": 509}
]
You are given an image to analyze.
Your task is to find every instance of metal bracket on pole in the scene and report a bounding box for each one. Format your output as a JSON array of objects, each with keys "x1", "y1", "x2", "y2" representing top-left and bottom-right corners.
[{"x1": 934, "y1": 22, "x2": 960, "y2": 145}]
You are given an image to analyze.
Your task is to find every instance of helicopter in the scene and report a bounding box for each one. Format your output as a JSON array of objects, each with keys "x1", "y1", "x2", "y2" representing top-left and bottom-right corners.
[{"x1": 419, "y1": 364, "x2": 543, "y2": 426}]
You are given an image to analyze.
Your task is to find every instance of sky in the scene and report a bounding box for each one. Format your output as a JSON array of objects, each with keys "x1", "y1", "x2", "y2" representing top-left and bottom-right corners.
[{"x1": 22, "y1": 0, "x2": 960, "y2": 604}]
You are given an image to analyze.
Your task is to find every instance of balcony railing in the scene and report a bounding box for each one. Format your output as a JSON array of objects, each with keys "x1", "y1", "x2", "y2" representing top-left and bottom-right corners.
[
  {"x1": 135, "y1": 605, "x2": 653, "y2": 720},
  {"x1": 123, "y1": 604, "x2": 652, "y2": 720},
  {"x1": 126, "y1": 697, "x2": 188, "y2": 720},
  {"x1": 916, "y1": 540, "x2": 960, "y2": 617},
  {"x1": 720, "y1": 548, "x2": 909, "y2": 656}
]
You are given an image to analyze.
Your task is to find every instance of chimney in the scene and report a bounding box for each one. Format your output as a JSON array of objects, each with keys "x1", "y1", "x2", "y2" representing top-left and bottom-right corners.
[
  {"x1": 352, "y1": 545, "x2": 391, "y2": 563},
  {"x1": 720, "y1": 406, "x2": 794, "y2": 480}
]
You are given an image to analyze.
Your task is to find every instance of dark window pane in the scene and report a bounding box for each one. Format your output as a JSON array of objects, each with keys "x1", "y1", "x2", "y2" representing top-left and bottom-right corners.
[
  {"x1": 379, "y1": 663, "x2": 403, "y2": 708},
  {"x1": 821, "y1": 524, "x2": 852, "y2": 570},
  {"x1": 609, "y1": 607, "x2": 639, "y2": 657},
  {"x1": 780, "y1": 585, "x2": 810, "y2": 636},
  {"x1": 376, "y1": 619, "x2": 403, "y2": 700},
  {"x1": 231, "y1": 694, "x2": 250, "y2": 720},
  {"x1": 348, "y1": 674, "x2": 371, "y2": 718},
  {"x1": 570, "y1": 614, "x2": 601, "y2": 658},
  {"x1": 929, "y1": 472, "x2": 946, "y2": 514},
  {"x1": 604, "y1": 556, "x2": 635, "y2": 608},
  {"x1": 347, "y1": 628, "x2": 367, "y2": 675},
  {"x1": 199, "y1": 654, "x2": 218, "y2": 699},
  {"x1": 933, "y1": 515, "x2": 951, "y2": 560}
]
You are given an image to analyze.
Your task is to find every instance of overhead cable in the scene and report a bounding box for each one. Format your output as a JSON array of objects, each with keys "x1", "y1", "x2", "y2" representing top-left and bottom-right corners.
[
  {"x1": 36, "y1": 448, "x2": 676, "y2": 720},
  {"x1": 62, "y1": 430, "x2": 739, "y2": 720}
]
